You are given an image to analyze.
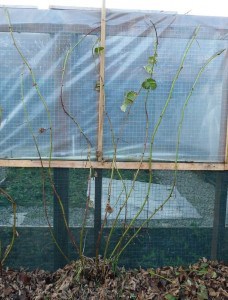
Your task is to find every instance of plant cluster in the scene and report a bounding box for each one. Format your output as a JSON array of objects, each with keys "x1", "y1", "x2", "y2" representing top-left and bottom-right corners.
[{"x1": 0, "y1": 8, "x2": 225, "y2": 277}]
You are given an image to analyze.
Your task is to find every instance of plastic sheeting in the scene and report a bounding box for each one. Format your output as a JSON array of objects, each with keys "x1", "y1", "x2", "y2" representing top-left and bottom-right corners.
[{"x1": 0, "y1": 8, "x2": 227, "y2": 162}]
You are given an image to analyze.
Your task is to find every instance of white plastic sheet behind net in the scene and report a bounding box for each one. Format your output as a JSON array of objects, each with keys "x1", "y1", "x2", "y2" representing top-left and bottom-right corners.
[
  {"x1": 0, "y1": 8, "x2": 101, "y2": 159},
  {"x1": 0, "y1": 8, "x2": 227, "y2": 162},
  {"x1": 104, "y1": 11, "x2": 228, "y2": 162}
]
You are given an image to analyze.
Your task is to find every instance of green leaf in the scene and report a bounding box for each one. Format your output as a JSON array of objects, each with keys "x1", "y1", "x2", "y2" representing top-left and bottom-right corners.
[
  {"x1": 94, "y1": 46, "x2": 104, "y2": 54},
  {"x1": 142, "y1": 78, "x2": 157, "y2": 90},
  {"x1": 125, "y1": 91, "x2": 138, "y2": 102},
  {"x1": 120, "y1": 91, "x2": 138, "y2": 112},
  {"x1": 165, "y1": 294, "x2": 177, "y2": 300},
  {"x1": 197, "y1": 285, "x2": 208, "y2": 300},
  {"x1": 94, "y1": 81, "x2": 100, "y2": 91},
  {"x1": 144, "y1": 65, "x2": 153, "y2": 74},
  {"x1": 148, "y1": 55, "x2": 157, "y2": 64},
  {"x1": 201, "y1": 263, "x2": 208, "y2": 268},
  {"x1": 197, "y1": 269, "x2": 208, "y2": 276}
]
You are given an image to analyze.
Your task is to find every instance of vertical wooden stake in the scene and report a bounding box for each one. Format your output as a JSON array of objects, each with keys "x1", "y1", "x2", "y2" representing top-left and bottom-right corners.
[{"x1": 97, "y1": 0, "x2": 106, "y2": 161}]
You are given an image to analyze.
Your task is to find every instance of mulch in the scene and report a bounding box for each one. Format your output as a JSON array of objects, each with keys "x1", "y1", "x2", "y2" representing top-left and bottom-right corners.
[{"x1": 0, "y1": 257, "x2": 227, "y2": 299}]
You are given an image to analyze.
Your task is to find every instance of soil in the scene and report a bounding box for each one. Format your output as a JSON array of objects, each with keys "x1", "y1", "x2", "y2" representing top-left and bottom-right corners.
[{"x1": 0, "y1": 257, "x2": 227, "y2": 300}]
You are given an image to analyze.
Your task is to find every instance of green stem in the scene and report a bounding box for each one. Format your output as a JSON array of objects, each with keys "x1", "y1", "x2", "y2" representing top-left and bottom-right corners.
[
  {"x1": 103, "y1": 90, "x2": 150, "y2": 260},
  {"x1": 59, "y1": 28, "x2": 100, "y2": 258},
  {"x1": 148, "y1": 269, "x2": 173, "y2": 284},
  {"x1": 175, "y1": 48, "x2": 225, "y2": 167},
  {"x1": 5, "y1": 9, "x2": 79, "y2": 257},
  {"x1": 0, "y1": 188, "x2": 17, "y2": 266},
  {"x1": 104, "y1": 21, "x2": 159, "y2": 262},
  {"x1": 20, "y1": 67, "x2": 70, "y2": 261},
  {"x1": 110, "y1": 26, "x2": 200, "y2": 261},
  {"x1": 112, "y1": 47, "x2": 225, "y2": 263}
]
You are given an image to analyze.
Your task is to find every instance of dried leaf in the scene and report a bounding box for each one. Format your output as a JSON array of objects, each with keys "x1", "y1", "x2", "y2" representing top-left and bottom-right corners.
[
  {"x1": 208, "y1": 288, "x2": 217, "y2": 297},
  {"x1": 0, "y1": 258, "x2": 227, "y2": 299},
  {"x1": 105, "y1": 203, "x2": 113, "y2": 214},
  {"x1": 19, "y1": 272, "x2": 31, "y2": 284}
]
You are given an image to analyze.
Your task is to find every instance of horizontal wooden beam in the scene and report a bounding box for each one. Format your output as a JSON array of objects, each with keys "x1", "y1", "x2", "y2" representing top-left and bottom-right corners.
[
  {"x1": 0, "y1": 159, "x2": 227, "y2": 171},
  {"x1": 0, "y1": 24, "x2": 99, "y2": 35}
]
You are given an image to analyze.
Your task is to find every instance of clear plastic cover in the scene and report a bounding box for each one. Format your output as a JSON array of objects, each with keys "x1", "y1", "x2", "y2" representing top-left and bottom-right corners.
[
  {"x1": 104, "y1": 11, "x2": 228, "y2": 162},
  {"x1": 0, "y1": 8, "x2": 227, "y2": 162}
]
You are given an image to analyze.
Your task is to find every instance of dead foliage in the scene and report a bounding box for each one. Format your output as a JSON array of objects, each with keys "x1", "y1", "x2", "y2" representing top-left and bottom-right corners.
[{"x1": 0, "y1": 258, "x2": 227, "y2": 299}]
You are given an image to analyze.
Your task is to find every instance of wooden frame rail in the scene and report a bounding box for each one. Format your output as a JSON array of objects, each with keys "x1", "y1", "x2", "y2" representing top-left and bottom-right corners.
[{"x1": 0, "y1": 160, "x2": 227, "y2": 170}]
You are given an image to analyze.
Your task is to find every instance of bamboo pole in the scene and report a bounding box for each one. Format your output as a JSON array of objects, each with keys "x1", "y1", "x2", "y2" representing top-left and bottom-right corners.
[{"x1": 96, "y1": 0, "x2": 106, "y2": 161}]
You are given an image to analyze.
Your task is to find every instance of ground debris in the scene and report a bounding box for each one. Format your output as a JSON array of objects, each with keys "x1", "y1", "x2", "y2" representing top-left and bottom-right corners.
[{"x1": 0, "y1": 258, "x2": 227, "y2": 299}]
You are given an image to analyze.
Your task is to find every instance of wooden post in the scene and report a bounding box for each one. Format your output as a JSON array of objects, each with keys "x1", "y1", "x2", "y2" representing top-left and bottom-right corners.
[
  {"x1": 94, "y1": 169, "x2": 102, "y2": 256},
  {"x1": 225, "y1": 116, "x2": 228, "y2": 164},
  {"x1": 53, "y1": 168, "x2": 69, "y2": 269},
  {"x1": 96, "y1": 0, "x2": 106, "y2": 161},
  {"x1": 222, "y1": 49, "x2": 228, "y2": 164},
  {"x1": 211, "y1": 49, "x2": 228, "y2": 260},
  {"x1": 211, "y1": 172, "x2": 228, "y2": 260}
]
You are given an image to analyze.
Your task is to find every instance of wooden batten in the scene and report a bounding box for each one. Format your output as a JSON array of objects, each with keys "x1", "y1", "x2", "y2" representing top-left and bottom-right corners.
[
  {"x1": 96, "y1": 0, "x2": 106, "y2": 162},
  {"x1": 0, "y1": 160, "x2": 227, "y2": 171}
]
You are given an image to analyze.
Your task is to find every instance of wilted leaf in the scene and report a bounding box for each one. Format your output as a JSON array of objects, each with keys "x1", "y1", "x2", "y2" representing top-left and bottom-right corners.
[
  {"x1": 88, "y1": 199, "x2": 94, "y2": 208},
  {"x1": 0, "y1": 258, "x2": 227, "y2": 299},
  {"x1": 3, "y1": 287, "x2": 13, "y2": 296},
  {"x1": 19, "y1": 272, "x2": 31, "y2": 284},
  {"x1": 120, "y1": 91, "x2": 138, "y2": 112},
  {"x1": 208, "y1": 288, "x2": 217, "y2": 297},
  {"x1": 211, "y1": 271, "x2": 217, "y2": 278},
  {"x1": 105, "y1": 202, "x2": 113, "y2": 214},
  {"x1": 120, "y1": 103, "x2": 128, "y2": 112},
  {"x1": 144, "y1": 65, "x2": 153, "y2": 74}
]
